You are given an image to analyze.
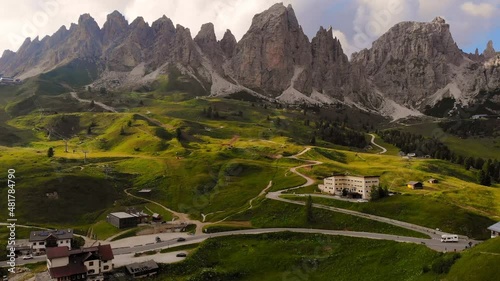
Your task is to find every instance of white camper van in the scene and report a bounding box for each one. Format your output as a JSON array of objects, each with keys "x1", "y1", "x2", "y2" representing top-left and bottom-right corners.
[{"x1": 440, "y1": 234, "x2": 458, "y2": 243}]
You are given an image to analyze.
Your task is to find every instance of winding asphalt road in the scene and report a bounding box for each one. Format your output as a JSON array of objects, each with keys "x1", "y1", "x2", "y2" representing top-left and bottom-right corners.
[
  {"x1": 369, "y1": 134, "x2": 387, "y2": 154},
  {"x1": 3, "y1": 145, "x2": 478, "y2": 268}
]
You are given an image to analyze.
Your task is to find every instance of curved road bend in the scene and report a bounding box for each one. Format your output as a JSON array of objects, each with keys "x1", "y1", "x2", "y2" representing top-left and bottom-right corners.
[
  {"x1": 6, "y1": 227, "x2": 473, "y2": 267},
  {"x1": 266, "y1": 148, "x2": 471, "y2": 241},
  {"x1": 369, "y1": 134, "x2": 387, "y2": 154}
]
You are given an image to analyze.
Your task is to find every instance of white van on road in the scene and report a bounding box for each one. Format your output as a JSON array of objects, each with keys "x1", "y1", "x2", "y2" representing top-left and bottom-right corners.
[{"x1": 441, "y1": 234, "x2": 459, "y2": 242}]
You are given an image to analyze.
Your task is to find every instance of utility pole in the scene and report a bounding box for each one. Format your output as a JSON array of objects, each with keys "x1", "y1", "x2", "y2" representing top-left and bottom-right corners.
[
  {"x1": 64, "y1": 139, "x2": 68, "y2": 153},
  {"x1": 83, "y1": 150, "x2": 89, "y2": 163}
]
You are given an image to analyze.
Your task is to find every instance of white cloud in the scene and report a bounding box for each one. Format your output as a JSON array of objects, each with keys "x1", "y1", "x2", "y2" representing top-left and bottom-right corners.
[
  {"x1": 332, "y1": 29, "x2": 354, "y2": 57},
  {"x1": 461, "y1": 2, "x2": 497, "y2": 17},
  {"x1": 351, "y1": 0, "x2": 417, "y2": 51}
]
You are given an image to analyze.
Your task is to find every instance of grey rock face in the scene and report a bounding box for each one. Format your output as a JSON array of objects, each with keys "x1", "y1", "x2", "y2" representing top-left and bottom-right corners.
[
  {"x1": 351, "y1": 17, "x2": 464, "y2": 107},
  {"x1": 194, "y1": 23, "x2": 225, "y2": 72},
  {"x1": 311, "y1": 26, "x2": 351, "y2": 99},
  {"x1": 483, "y1": 40, "x2": 496, "y2": 59},
  {"x1": 228, "y1": 3, "x2": 312, "y2": 96},
  {"x1": 219, "y1": 29, "x2": 237, "y2": 58}
]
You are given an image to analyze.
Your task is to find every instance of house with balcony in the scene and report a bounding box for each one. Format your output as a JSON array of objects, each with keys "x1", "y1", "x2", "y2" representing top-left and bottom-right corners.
[
  {"x1": 29, "y1": 229, "x2": 73, "y2": 254},
  {"x1": 46, "y1": 244, "x2": 114, "y2": 281}
]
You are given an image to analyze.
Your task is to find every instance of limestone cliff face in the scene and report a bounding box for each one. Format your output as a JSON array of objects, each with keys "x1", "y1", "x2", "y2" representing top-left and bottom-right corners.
[
  {"x1": 311, "y1": 26, "x2": 351, "y2": 99},
  {"x1": 0, "y1": 5, "x2": 498, "y2": 118},
  {"x1": 194, "y1": 23, "x2": 225, "y2": 73},
  {"x1": 228, "y1": 3, "x2": 312, "y2": 96},
  {"x1": 351, "y1": 17, "x2": 464, "y2": 107},
  {"x1": 219, "y1": 29, "x2": 237, "y2": 59}
]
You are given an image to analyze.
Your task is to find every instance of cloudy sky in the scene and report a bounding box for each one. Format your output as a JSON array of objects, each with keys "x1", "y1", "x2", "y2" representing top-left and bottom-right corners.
[{"x1": 1, "y1": 0, "x2": 499, "y2": 58}]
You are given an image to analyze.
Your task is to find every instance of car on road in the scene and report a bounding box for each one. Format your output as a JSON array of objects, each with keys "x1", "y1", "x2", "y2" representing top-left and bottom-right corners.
[
  {"x1": 22, "y1": 255, "x2": 33, "y2": 260},
  {"x1": 177, "y1": 237, "x2": 186, "y2": 242},
  {"x1": 176, "y1": 253, "x2": 187, "y2": 257}
]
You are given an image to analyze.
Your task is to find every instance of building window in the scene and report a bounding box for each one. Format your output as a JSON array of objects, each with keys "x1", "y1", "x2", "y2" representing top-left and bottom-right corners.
[
  {"x1": 88, "y1": 270, "x2": 95, "y2": 274},
  {"x1": 89, "y1": 261, "x2": 94, "y2": 266},
  {"x1": 39, "y1": 242, "x2": 44, "y2": 245},
  {"x1": 103, "y1": 266, "x2": 109, "y2": 270}
]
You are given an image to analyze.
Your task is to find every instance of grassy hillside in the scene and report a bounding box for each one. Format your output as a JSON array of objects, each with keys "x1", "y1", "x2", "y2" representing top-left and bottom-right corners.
[
  {"x1": 230, "y1": 199, "x2": 429, "y2": 238},
  {"x1": 396, "y1": 121, "x2": 500, "y2": 160},
  {"x1": 159, "y1": 232, "x2": 443, "y2": 281},
  {"x1": 445, "y1": 238, "x2": 500, "y2": 281},
  {"x1": 286, "y1": 195, "x2": 495, "y2": 240}
]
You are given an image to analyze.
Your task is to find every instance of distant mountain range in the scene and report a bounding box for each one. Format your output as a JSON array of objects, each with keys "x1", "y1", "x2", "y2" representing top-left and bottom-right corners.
[{"x1": 0, "y1": 3, "x2": 499, "y2": 119}]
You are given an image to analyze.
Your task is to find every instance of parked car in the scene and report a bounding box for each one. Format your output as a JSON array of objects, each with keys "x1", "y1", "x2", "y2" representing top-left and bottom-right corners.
[
  {"x1": 176, "y1": 253, "x2": 187, "y2": 257},
  {"x1": 177, "y1": 237, "x2": 186, "y2": 242},
  {"x1": 22, "y1": 255, "x2": 33, "y2": 260}
]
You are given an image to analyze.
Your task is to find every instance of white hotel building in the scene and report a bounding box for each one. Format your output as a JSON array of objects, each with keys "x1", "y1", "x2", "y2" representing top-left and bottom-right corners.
[{"x1": 318, "y1": 174, "x2": 380, "y2": 200}]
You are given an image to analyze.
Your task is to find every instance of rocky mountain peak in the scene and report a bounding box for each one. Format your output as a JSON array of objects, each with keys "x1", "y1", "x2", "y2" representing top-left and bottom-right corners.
[
  {"x1": 194, "y1": 23, "x2": 217, "y2": 44},
  {"x1": 230, "y1": 3, "x2": 312, "y2": 95},
  {"x1": 131, "y1": 16, "x2": 146, "y2": 26},
  {"x1": 484, "y1": 40, "x2": 496, "y2": 59},
  {"x1": 152, "y1": 15, "x2": 175, "y2": 37},
  {"x1": 311, "y1": 25, "x2": 350, "y2": 98},
  {"x1": 432, "y1": 16, "x2": 446, "y2": 24},
  {"x1": 102, "y1": 10, "x2": 129, "y2": 46},
  {"x1": 76, "y1": 13, "x2": 101, "y2": 38},
  {"x1": 219, "y1": 29, "x2": 237, "y2": 58},
  {"x1": 1, "y1": 50, "x2": 15, "y2": 58}
]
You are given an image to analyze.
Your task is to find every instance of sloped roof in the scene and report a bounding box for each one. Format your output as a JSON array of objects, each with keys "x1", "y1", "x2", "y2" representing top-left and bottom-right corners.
[
  {"x1": 98, "y1": 244, "x2": 114, "y2": 261},
  {"x1": 488, "y1": 222, "x2": 500, "y2": 232},
  {"x1": 30, "y1": 229, "x2": 73, "y2": 242},
  {"x1": 408, "y1": 181, "x2": 422, "y2": 185},
  {"x1": 49, "y1": 263, "x2": 87, "y2": 278},
  {"x1": 46, "y1": 246, "x2": 70, "y2": 259},
  {"x1": 125, "y1": 260, "x2": 159, "y2": 274}
]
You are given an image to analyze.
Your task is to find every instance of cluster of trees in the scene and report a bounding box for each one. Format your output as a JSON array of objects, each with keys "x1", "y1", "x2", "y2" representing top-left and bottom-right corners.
[
  {"x1": 202, "y1": 106, "x2": 220, "y2": 119},
  {"x1": 379, "y1": 130, "x2": 500, "y2": 186},
  {"x1": 379, "y1": 130, "x2": 452, "y2": 159},
  {"x1": 370, "y1": 186, "x2": 390, "y2": 201},
  {"x1": 475, "y1": 159, "x2": 500, "y2": 186},
  {"x1": 439, "y1": 120, "x2": 498, "y2": 138},
  {"x1": 315, "y1": 120, "x2": 367, "y2": 148}
]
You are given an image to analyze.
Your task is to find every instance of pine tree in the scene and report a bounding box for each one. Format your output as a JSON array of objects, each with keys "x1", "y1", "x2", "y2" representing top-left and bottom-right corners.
[{"x1": 47, "y1": 147, "x2": 54, "y2": 158}]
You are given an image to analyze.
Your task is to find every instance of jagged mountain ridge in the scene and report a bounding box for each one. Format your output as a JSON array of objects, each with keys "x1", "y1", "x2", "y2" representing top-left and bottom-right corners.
[{"x1": 0, "y1": 3, "x2": 499, "y2": 119}]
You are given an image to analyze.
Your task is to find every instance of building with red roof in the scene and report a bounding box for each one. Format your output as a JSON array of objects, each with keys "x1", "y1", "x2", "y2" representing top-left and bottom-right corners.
[{"x1": 46, "y1": 244, "x2": 114, "y2": 281}]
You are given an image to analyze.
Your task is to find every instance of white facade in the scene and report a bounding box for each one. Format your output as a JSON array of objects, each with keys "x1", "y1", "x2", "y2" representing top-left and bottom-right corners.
[
  {"x1": 318, "y1": 175, "x2": 380, "y2": 200},
  {"x1": 488, "y1": 222, "x2": 500, "y2": 238},
  {"x1": 47, "y1": 256, "x2": 69, "y2": 268},
  {"x1": 32, "y1": 239, "x2": 71, "y2": 252}
]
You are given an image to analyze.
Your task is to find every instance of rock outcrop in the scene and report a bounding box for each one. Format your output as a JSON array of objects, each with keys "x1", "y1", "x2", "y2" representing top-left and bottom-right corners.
[
  {"x1": 194, "y1": 23, "x2": 225, "y2": 72},
  {"x1": 311, "y1": 26, "x2": 351, "y2": 99},
  {"x1": 483, "y1": 40, "x2": 496, "y2": 59},
  {"x1": 228, "y1": 3, "x2": 312, "y2": 96},
  {"x1": 351, "y1": 17, "x2": 464, "y2": 107},
  {"x1": 219, "y1": 30, "x2": 237, "y2": 58},
  {"x1": 0, "y1": 5, "x2": 498, "y2": 119}
]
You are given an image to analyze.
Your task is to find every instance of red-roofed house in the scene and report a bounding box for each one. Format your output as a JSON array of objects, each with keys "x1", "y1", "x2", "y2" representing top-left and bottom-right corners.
[{"x1": 46, "y1": 244, "x2": 114, "y2": 281}]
